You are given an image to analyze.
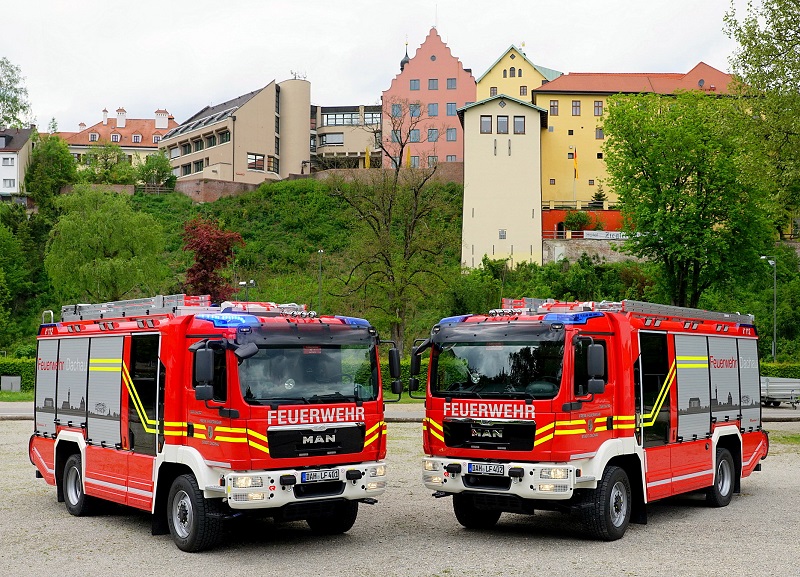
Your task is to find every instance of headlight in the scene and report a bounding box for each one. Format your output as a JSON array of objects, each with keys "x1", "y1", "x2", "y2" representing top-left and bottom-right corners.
[
  {"x1": 366, "y1": 481, "x2": 386, "y2": 491},
  {"x1": 423, "y1": 474, "x2": 443, "y2": 485},
  {"x1": 423, "y1": 460, "x2": 440, "y2": 472},
  {"x1": 370, "y1": 465, "x2": 386, "y2": 477},
  {"x1": 538, "y1": 483, "x2": 556, "y2": 492},
  {"x1": 232, "y1": 476, "x2": 263, "y2": 489},
  {"x1": 540, "y1": 468, "x2": 569, "y2": 480},
  {"x1": 247, "y1": 492, "x2": 265, "y2": 501}
]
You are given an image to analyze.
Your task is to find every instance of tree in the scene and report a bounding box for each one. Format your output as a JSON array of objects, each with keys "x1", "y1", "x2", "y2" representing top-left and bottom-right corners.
[
  {"x1": 136, "y1": 151, "x2": 174, "y2": 189},
  {"x1": 80, "y1": 142, "x2": 137, "y2": 184},
  {"x1": 0, "y1": 57, "x2": 31, "y2": 128},
  {"x1": 24, "y1": 134, "x2": 78, "y2": 214},
  {"x1": 44, "y1": 185, "x2": 168, "y2": 302},
  {"x1": 602, "y1": 90, "x2": 773, "y2": 308},
  {"x1": 725, "y1": 0, "x2": 800, "y2": 233},
  {"x1": 182, "y1": 217, "x2": 244, "y2": 303}
]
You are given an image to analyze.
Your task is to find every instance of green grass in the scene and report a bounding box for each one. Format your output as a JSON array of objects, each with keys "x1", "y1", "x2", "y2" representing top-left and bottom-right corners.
[
  {"x1": 770, "y1": 432, "x2": 800, "y2": 446},
  {"x1": 0, "y1": 391, "x2": 33, "y2": 402}
]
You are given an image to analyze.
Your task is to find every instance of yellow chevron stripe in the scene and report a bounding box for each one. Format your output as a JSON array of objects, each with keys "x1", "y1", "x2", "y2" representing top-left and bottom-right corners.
[
  {"x1": 536, "y1": 421, "x2": 555, "y2": 435},
  {"x1": 122, "y1": 364, "x2": 157, "y2": 433},
  {"x1": 428, "y1": 418, "x2": 443, "y2": 432},
  {"x1": 248, "y1": 439, "x2": 269, "y2": 454},
  {"x1": 642, "y1": 361, "x2": 676, "y2": 426},
  {"x1": 429, "y1": 428, "x2": 444, "y2": 442},
  {"x1": 534, "y1": 433, "x2": 554, "y2": 446},
  {"x1": 364, "y1": 432, "x2": 380, "y2": 447},
  {"x1": 247, "y1": 429, "x2": 268, "y2": 444}
]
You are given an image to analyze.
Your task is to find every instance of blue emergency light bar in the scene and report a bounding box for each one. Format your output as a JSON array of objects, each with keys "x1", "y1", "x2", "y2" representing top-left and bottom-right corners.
[
  {"x1": 196, "y1": 313, "x2": 260, "y2": 328},
  {"x1": 543, "y1": 311, "x2": 605, "y2": 325}
]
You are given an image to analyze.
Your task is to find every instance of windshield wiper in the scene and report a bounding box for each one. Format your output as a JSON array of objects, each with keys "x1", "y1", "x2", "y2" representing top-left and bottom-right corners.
[
  {"x1": 308, "y1": 392, "x2": 357, "y2": 404},
  {"x1": 257, "y1": 396, "x2": 310, "y2": 408}
]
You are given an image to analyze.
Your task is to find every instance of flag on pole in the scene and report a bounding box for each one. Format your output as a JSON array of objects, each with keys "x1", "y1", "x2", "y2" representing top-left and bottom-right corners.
[
  {"x1": 573, "y1": 148, "x2": 578, "y2": 179},
  {"x1": 365, "y1": 147, "x2": 370, "y2": 168},
  {"x1": 405, "y1": 146, "x2": 411, "y2": 168}
]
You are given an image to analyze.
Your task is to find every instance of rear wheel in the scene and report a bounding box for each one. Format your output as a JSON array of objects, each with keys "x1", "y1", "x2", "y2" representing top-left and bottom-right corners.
[
  {"x1": 306, "y1": 500, "x2": 358, "y2": 535},
  {"x1": 167, "y1": 474, "x2": 222, "y2": 552},
  {"x1": 706, "y1": 448, "x2": 735, "y2": 507},
  {"x1": 584, "y1": 466, "x2": 631, "y2": 541},
  {"x1": 452, "y1": 493, "x2": 502, "y2": 529},
  {"x1": 63, "y1": 453, "x2": 94, "y2": 516}
]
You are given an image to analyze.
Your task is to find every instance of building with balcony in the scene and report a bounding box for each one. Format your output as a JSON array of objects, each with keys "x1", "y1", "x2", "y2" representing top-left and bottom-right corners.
[{"x1": 315, "y1": 105, "x2": 382, "y2": 169}]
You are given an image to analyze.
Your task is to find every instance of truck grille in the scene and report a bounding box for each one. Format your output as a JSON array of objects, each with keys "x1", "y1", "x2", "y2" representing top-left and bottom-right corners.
[
  {"x1": 443, "y1": 420, "x2": 536, "y2": 451},
  {"x1": 267, "y1": 424, "x2": 365, "y2": 459}
]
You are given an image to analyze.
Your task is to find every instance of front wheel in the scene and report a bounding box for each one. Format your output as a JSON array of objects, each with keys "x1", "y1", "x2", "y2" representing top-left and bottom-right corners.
[
  {"x1": 306, "y1": 500, "x2": 358, "y2": 535},
  {"x1": 63, "y1": 453, "x2": 94, "y2": 516},
  {"x1": 706, "y1": 448, "x2": 735, "y2": 507},
  {"x1": 584, "y1": 466, "x2": 631, "y2": 541},
  {"x1": 453, "y1": 493, "x2": 502, "y2": 529},
  {"x1": 167, "y1": 474, "x2": 222, "y2": 552}
]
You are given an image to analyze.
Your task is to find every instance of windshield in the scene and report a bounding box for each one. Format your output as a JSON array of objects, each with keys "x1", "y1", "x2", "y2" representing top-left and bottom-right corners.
[
  {"x1": 430, "y1": 339, "x2": 565, "y2": 399},
  {"x1": 237, "y1": 344, "x2": 378, "y2": 405}
]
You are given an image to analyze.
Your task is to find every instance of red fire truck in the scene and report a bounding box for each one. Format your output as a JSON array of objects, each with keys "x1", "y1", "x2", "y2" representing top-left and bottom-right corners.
[
  {"x1": 29, "y1": 294, "x2": 401, "y2": 551},
  {"x1": 410, "y1": 299, "x2": 769, "y2": 540}
]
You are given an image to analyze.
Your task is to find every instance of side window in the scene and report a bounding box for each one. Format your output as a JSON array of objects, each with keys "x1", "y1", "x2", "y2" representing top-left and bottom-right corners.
[
  {"x1": 129, "y1": 334, "x2": 159, "y2": 455},
  {"x1": 636, "y1": 332, "x2": 671, "y2": 447},
  {"x1": 193, "y1": 348, "x2": 227, "y2": 402},
  {"x1": 573, "y1": 339, "x2": 607, "y2": 396}
]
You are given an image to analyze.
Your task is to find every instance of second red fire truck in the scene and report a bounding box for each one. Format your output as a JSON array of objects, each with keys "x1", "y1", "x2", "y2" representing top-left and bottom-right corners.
[
  {"x1": 29, "y1": 294, "x2": 401, "y2": 551},
  {"x1": 410, "y1": 299, "x2": 769, "y2": 540}
]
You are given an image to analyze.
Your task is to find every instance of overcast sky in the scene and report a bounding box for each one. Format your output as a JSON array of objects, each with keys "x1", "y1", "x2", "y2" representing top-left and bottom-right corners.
[{"x1": 5, "y1": 0, "x2": 751, "y2": 132}]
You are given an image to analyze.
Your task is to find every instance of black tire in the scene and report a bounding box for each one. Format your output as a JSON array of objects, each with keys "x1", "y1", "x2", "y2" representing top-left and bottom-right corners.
[
  {"x1": 63, "y1": 453, "x2": 94, "y2": 516},
  {"x1": 306, "y1": 500, "x2": 359, "y2": 535},
  {"x1": 706, "y1": 448, "x2": 735, "y2": 507},
  {"x1": 771, "y1": 401, "x2": 781, "y2": 407},
  {"x1": 452, "y1": 493, "x2": 502, "y2": 529},
  {"x1": 584, "y1": 466, "x2": 631, "y2": 541},
  {"x1": 166, "y1": 474, "x2": 222, "y2": 552}
]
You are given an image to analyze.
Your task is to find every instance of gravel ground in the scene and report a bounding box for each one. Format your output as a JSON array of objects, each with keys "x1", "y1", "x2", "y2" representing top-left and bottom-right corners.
[{"x1": 1, "y1": 419, "x2": 798, "y2": 577}]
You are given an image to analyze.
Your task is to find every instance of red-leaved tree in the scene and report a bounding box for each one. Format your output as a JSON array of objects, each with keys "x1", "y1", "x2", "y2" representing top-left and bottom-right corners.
[{"x1": 182, "y1": 217, "x2": 244, "y2": 303}]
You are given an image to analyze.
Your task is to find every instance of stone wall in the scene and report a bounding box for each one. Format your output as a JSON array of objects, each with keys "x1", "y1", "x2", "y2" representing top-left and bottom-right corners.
[
  {"x1": 174, "y1": 179, "x2": 258, "y2": 203},
  {"x1": 543, "y1": 239, "x2": 633, "y2": 263}
]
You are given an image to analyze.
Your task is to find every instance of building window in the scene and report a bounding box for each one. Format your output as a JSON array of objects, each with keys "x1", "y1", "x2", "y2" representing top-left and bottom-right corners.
[
  {"x1": 193, "y1": 160, "x2": 204, "y2": 173},
  {"x1": 111, "y1": 134, "x2": 120, "y2": 142},
  {"x1": 568, "y1": 129, "x2": 574, "y2": 135},
  {"x1": 513, "y1": 116, "x2": 525, "y2": 134},
  {"x1": 169, "y1": 147, "x2": 179, "y2": 159},
  {"x1": 594, "y1": 101, "x2": 604, "y2": 116},
  {"x1": 410, "y1": 156, "x2": 419, "y2": 168},
  {"x1": 428, "y1": 78, "x2": 438, "y2": 90},
  {"x1": 446, "y1": 155, "x2": 457, "y2": 162},
  {"x1": 172, "y1": 166, "x2": 180, "y2": 177},
  {"x1": 503, "y1": 70, "x2": 508, "y2": 78},
  {"x1": 572, "y1": 100, "x2": 581, "y2": 115},
  {"x1": 446, "y1": 128, "x2": 457, "y2": 141},
  {"x1": 247, "y1": 153, "x2": 265, "y2": 171},
  {"x1": 446, "y1": 103, "x2": 457, "y2": 116},
  {"x1": 391, "y1": 103, "x2": 402, "y2": 117},
  {"x1": 390, "y1": 130, "x2": 400, "y2": 143},
  {"x1": 410, "y1": 104, "x2": 421, "y2": 117},
  {"x1": 391, "y1": 156, "x2": 400, "y2": 169},
  {"x1": 520, "y1": 86, "x2": 528, "y2": 97},
  {"x1": 206, "y1": 134, "x2": 217, "y2": 147},
  {"x1": 510, "y1": 67, "x2": 516, "y2": 78},
  {"x1": 549, "y1": 178, "x2": 556, "y2": 185},
  {"x1": 193, "y1": 139, "x2": 204, "y2": 152},
  {"x1": 181, "y1": 143, "x2": 192, "y2": 155},
  {"x1": 499, "y1": 229, "x2": 507, "y2": 240},
  {"x1": 550, "y1": 100, "x2": 559, "y2": 116},
  {"x1": 2, "y1": 179, "x2": 15, "y2": 188},
  {"x1": 321, "y1": 133, "x2": 344, "y2": 146},
  {"x1": 568, "y1": 152, "x2": 574, "y2": 159},
  {"x1": 410, "y1": 129, "x2": 420, "y2": 142},
  {"x1": 267, "y1": 156, "x2": 279, "y2": 173},
  {"x1": 428, "y1": 155, "x2": 438, "y2": 167},
  {"x1": 596, "y1": 128, "x2": 605, "y2": 139},
  {"x1": 276, "y1": 116, "x2": 280, "y2": 133},
  {"x1": 153, "y1": 135, "x2": 161, "y2": 144},
  {"x1": 322, "y1": 112, "x2": 359, "y2": 126},
  {"x1": 89, "y1": 133, "x2": 98, "y2": 142},
  {"x1": 410, "y1": 79, "x2": 420, "y2": 90},
  {"x1": 497, "y1": 115, "x2": 508, "y2": 134},
  {"x1": 1, "y1": 157, "x2": 13, "y2": 166},
  {"x1": 589, "y1": 180, "x2": 595, "y2": 185},
  {"x1": 597, "y1": 152, "x2": 604, "y2": 159},
  {"x1": 275, "y1": 136, "x2": 280, "y2": 156},
  {"x1": 490, "y1": 87, "x2": 498, "y2": 96},
  {"x1": 219, "y1": 131, "x2": 231, "y2": 144},
  {"x1": 428, "y1": 103, "x2": 438, "y2": 117},
  {"x1": 447, "y1": 78, "x2": 456, "y2": 89},
  {"x1": 518, "y1": 69, "x2": 523, "y2": 77},
  {"x1": 480, "y1": 116, "x2": 492, "y2": 134},
  {"x1": 364, "y1": 112, "x2": 381, "y2": 125},
  {"x1": 428, "y1": 128, "x2": 439, "y2": 142},
  {"x1": 132, "y1": 134, "x2": 141, "y2": 143},
  {"x1": 181, "y1": 164, "x2": 191, "y2": 176}
]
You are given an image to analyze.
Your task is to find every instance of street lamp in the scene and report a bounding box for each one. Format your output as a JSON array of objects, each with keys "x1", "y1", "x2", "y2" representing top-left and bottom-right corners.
[
  {"x1": 760, "y1": 256, "x2": 777, "y2": 361},
  {"x1": 238, "y1": 279, "x2": 255, "y2": 303},
  {"x1": 317, "y1": 249, "x2": 324, "y2": 313}
]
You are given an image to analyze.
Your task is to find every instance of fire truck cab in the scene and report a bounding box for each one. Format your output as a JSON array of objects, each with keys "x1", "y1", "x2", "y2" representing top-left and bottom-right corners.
[
  {"x1": 411, "y1": 299, "x2": 769, "y2": 540},
  {"x1": 29, "y1": 295, "x2": 401, "y2": 551}
]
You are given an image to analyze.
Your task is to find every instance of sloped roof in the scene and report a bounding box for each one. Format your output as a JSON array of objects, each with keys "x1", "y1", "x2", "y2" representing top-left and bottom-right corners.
[
  {"x1": 57, "y1": 115, "x2": 178, "y2": 148},
  {"x1": 477, "y1": 45, "x2": 563, "y2": 83},
  {"x1": 534, "y1": 62, "x2": 732, "y2": 95},
  {"x1": 164, "y1": 86, "x2": 268, "y2": 139},
  {"x1": 0, "y1": 126, "x2": 35, "y2": 151},
  {"x1": 457, "y1": 94, "x2": 547, "y2": 127}
]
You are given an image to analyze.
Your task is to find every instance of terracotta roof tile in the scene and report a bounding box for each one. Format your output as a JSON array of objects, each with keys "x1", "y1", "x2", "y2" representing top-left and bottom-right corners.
[{"x1": 56, "y1": 115, "x2": 178, "y2": 148}]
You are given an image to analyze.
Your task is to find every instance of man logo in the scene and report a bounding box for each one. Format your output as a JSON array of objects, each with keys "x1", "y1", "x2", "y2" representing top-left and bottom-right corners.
[
  {"x1": 471, "y1": 428, "x2": 502, "y2": 438},
  {"x1": 303, "y1": 434, "x2": 336, "y2": 445}
]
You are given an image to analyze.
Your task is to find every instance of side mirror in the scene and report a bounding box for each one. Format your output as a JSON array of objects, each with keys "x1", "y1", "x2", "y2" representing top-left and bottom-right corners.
[
  {"x1": 409, "y1": 377, "x2": 420, "y2": 392},
  {"x1": 410, "y1": 352, "x2": 421, "y2": 376},
  {"x1": 235, "y1": 342, "x2": 259, "y2": 360},
  {"x1": 391, "y1": 379, "x2": 403, "y2": 395},
  {"x1": 195, "y1": 384, "x2": 214, "y2": 401},
  {"x1": 195, "y1": 348, "x2": 215, "y2": 384},
  {"x1": 389, "y1": 348, "x2": 401, "y2": 379},
  {"x1": 587, "y1": 378, "x2": 605, "y2": 395},
  {"x1": 587, "y1": 343, "x2": 605, "y2": 379}
]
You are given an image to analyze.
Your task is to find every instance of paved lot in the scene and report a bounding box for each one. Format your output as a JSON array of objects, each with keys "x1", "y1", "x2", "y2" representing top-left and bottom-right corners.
[{"x1": 2, "y1": 418, "x2": 799, "y2": 577}]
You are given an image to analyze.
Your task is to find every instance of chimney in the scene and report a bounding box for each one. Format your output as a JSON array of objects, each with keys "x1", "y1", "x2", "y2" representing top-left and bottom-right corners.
[
  {"x1": 79, "y1": 122, "x2": 86, "y2": 131},
  {"x1": 116, "y1": 107, "x2": 127, "y2": 128},
  {"x1": 154, "y1": 109, "x2": 169, "y2": 130},
  {"x1": 102, "y1": 108, "x2": 108, "y2": 125}
]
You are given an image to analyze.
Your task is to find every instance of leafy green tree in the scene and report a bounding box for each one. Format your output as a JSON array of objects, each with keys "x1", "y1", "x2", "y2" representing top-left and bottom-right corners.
[
  {"x1": 602, "y1": 91, "x2": 773, "y2": 308},
  {"x1": 725, "y1": 0, "x2": 800, "y2": 233},
  {"x1": 45, "y1": 185, "x2": 168, "y2": 302},
  {"x1": 80, "y1": 142, "x2": 137, "y2": 184},
  {"x1": 24, "y1": 134, "x2": 77, "y2": 214},
  {"x1": 136, "y1": 151, "x2": 174, "y2": 188},
  {"x1": 0, "y1": 57, "x2": 31, "y2": 127}
]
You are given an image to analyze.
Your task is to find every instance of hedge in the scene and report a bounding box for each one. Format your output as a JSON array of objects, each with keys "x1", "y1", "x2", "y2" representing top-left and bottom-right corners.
[
  {"x1": 0, "y1": 358, "x2": 36, "y2": 392},
  {"x1": 760, "y1": 363, "x2": 800, "y2": 379}
]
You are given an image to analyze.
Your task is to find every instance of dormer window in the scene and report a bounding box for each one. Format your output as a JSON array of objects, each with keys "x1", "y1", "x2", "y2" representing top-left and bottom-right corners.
[
  {"x1": 153, "y1": 135, "x2": 161, "y2": 144},
  {"x1": 132, "y1": 134, "x2": 142, "y2": 143},
  {"x1": 111, "y1": 134, "x2": 120, "y2": 142},
  {"x1": 89, "y1": 133, "x2": 99, "y2": 142}
]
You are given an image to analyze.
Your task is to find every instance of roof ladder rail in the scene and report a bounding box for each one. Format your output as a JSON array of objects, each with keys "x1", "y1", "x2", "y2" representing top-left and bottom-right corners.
[
  {"x1": 621, "y1": 300, "x2": 754, "y2": 324},
  {"x1": 59, "y1": 294, "x2": 212, "y2": 322}
]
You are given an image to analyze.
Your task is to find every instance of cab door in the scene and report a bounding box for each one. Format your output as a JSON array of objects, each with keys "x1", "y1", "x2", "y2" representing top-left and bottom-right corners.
[{"x1": 185, "y1": 344, "x2": 233, "y2": 466}]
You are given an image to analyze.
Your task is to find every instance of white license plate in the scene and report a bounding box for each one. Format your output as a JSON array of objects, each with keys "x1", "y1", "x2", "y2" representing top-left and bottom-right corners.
[
  {"x1": 301, "y1": 469, "x2": 340, "y2": 483},
  {"x1": 468, "y1": 463, "x2": 504, "y2": 475}
]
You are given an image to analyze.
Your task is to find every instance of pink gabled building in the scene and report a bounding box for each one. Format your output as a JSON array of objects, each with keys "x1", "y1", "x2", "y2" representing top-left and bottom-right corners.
[{"x1": 381, "y1": 27, "x2": 476, "y2": 168}]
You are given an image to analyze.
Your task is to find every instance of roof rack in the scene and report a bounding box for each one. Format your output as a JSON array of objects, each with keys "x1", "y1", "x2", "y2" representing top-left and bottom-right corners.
[{"x1": 60, "y1": 294, "x2": 212, "y2": 321}]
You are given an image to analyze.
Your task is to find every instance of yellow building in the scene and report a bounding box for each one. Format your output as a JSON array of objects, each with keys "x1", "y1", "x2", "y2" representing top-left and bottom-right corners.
[{"x1": 476, "y1": 45, "x2": 562, "y2": 102}]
